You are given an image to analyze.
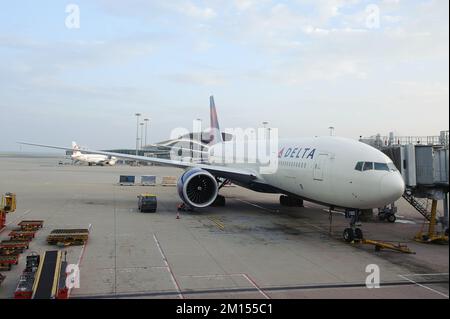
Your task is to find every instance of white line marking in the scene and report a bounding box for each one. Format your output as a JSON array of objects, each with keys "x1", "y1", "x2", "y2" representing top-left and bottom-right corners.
[
  {"x1": 234, "y1": 198, "x2": 279, "y2": 213},
  {"x1": 303, "y1": 221, "x2": 326, "y2": 232},
  {"x1": 400, "y1": 273, "x2": 449, "y2": 277},
  {"x1": 241, "y1": 273, "x2": 271, "y2": 299},
  {"x1": 395, "y1": 219, "x2": 416, "y2": 224},
  {"x1": 322, "y1": 209, "x2": 345, "y2": 216},
  {"x1": 399, "y1": 275, "x2": 449, "y2": 298},
  {"x1": 153, "y1": 233, "x2": 183, "y2": 299},
  {"x1": 178, "y1": 273, "x2": 270, "y2": 299}
]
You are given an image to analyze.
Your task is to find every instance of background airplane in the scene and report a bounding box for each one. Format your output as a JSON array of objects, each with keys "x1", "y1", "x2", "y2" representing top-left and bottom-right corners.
[{"x1": 71, "y1": 141, "x2": 117, "y2": 166}]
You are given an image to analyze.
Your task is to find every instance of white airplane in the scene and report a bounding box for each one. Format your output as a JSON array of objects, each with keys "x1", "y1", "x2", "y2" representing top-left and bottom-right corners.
[
  {"x1": 20, "y1": 97, "x2": 405, "y2": 241},
  {"x1": 71, "y1": 142, "x2": 117, "y2": 166}
]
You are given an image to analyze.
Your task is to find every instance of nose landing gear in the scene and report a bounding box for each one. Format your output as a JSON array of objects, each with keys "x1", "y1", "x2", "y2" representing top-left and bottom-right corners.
[
  {"x1": 343, "y1": 210, "x2": 364, "y2": 242},
  {"x1": 342, "y1": 209, "x2": 415, "y2": 253}
]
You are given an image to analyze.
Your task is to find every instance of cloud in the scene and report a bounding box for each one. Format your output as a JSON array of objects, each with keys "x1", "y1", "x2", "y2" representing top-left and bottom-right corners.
[
  {"x1": 176, "y1": 1, "x2": 217, "y2": 19},
  {"x1": 165, "y1": 72, "x2": 228, "y2": 86},
  {"x1": 98, "y1": 0, "x2": 217, "y2": 21},
  {"x1": 0, "y1": 33, "x2": 160, "y2": 86},
  {"x1": 234, "y1": 0, "x2": 256, "y2": 11}
]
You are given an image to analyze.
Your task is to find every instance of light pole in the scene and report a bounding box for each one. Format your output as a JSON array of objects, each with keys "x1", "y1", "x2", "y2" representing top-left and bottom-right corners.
[
  {"x1": 194, "y1": 118, "x2": 203, "y2": 162},
  {"x1": 263, "y1": 121, "x2": 269, "y2": 140},
  {"x1": 140, "y1": 122, "x2": 145, "y2": 150},
  {"x1": 135, "y1": 113, "x2": 141, "y2": 156},
  {"x1": 328, "y1": 126, "x2": 335, "y2": 136},
  {"x1": 144, "y1": 118, "x2": 150, "y2": 148}
]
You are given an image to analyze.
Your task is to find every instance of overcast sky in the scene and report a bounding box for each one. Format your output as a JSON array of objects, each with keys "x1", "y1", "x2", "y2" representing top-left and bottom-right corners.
[{"x1": 0, "y1": 0, "x2": 448, "y2": 151}]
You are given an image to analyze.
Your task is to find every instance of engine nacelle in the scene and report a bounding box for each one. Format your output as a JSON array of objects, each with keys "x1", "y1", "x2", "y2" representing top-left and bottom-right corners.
[
  {"x1": 106, "y1": 157, "x2": 117, "y2": 166},
  {"x1": 177, "y1": 168, "x2": 218, "y2": 208}
]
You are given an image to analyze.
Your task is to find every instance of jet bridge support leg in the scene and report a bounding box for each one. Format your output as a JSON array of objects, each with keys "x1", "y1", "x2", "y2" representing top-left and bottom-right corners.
[
  {"x1": 328, "y1": 206, "x2": 334, "y2": 235},
  {"x1": 415, "y1": 199, "x2": 449, "y2": 244},
  {"x1": 444, "y1": 193, "x2": 449, "y2": 236}
]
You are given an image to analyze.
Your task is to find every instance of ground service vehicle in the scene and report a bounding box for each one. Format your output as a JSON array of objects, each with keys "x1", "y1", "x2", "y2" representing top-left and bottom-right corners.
[{"x1": 138, "y1": 194, "x2": 157, "y2": 213}]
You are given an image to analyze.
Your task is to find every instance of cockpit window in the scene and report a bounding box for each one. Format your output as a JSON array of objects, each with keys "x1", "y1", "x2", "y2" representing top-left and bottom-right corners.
[
  {"x1": 354, "y1": 162, "x2": 363, "y2": 171},
  {"x1": 374, "y1": 162, "x2": 389, "y2": 171},
  {"x1": 363, "y1": 162, "x2": 374, "y2": 171},
  {"x1": 387, "y1": 162, "x2": 398, "y2": 171}
]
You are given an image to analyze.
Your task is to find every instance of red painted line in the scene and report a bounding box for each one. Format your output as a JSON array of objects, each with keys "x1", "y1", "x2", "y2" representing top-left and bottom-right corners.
[{"x1": 67, "y1": 224, "x2": 92, "y2": 298}]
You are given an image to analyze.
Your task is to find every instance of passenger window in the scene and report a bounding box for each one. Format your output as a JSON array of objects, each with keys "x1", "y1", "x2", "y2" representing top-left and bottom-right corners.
[
  {"x1": 374, "y1": 163, "x2": 389, "y2": 171},
  {"x1": 354, "y1": 162, "x2": 363, "y2": 171},
  {"x1": 363, "y1": 162, "x2": 373, "y2": 171}
]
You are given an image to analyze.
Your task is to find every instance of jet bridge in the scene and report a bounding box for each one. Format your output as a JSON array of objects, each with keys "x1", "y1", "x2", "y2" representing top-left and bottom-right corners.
[{"x1": 361, "y1": 131, "x2": 449, "y2": 235}]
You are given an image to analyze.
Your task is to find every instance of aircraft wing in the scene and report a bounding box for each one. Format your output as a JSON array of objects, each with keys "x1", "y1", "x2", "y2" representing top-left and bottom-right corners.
[{"x1": 18, "y1": 142, "x2": 258, "y2": 183}]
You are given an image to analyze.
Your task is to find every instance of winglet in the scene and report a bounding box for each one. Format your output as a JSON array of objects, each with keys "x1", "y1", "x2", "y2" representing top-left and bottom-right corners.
[{"x1": 209, "y1": 95, "x2": 223, "y2": 145}]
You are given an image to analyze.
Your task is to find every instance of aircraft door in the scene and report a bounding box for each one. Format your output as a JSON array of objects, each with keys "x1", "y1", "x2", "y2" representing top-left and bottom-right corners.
[{"x1": 313, "y1": 154, "x2": 328, "y2": 181}]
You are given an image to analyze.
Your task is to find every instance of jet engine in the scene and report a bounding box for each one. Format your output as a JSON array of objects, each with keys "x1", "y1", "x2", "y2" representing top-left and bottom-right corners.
[
  {"x1": 106, "y1": 157, "x2": 117, "y2": 166},
  {"x1": 177, "y1": 168, "x2": 218, "y2": 208}
]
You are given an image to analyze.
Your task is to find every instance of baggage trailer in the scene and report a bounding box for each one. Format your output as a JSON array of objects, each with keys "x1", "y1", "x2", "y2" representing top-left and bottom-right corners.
[
  {"x1": 47, "y1": 229, "x2": 89, "y2": 246},
  {"x1": 0, "y1": 240, "x2": 29, "y2": 255},
  {"x1": 8, "y1": 230, "x2": 35, "y2": 242},
  {"x1": 18, "y1": 220, "x2": 44, "y2": 231},
  {"x1": 0, "y1": 254, "x2": 19, "y2": 271}
]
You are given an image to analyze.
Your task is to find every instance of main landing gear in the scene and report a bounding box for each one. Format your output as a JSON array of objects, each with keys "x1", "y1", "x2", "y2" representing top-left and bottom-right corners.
[
  {"x1": 211, "y1": 179, "x2": 229, "y2": 207},
  {"x1": 280, "y1": 195, "x2": 304, "y2": 207},
  {"x1": 212, "y1": 194, "x2": 226, "y2": 207},
  {"x1": 343, "y1": 210, "x2": 364, "y2": 242}
]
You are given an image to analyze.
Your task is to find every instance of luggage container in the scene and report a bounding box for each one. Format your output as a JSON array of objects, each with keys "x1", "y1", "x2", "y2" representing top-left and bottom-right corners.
[
  {"x1": 141, "y1": 175, "x2": 156, "y2": 186},
  {"x1": 119, "y1": 175, "x2": 135, "y2": 186},
  {"x1": 161, "y1": 176, "x2": 177, "y2": 186}
]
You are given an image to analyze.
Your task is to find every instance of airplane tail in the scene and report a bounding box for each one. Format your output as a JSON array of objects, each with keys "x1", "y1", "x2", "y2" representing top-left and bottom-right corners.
[
  {"x1": 209, "y1": 95, "x2": 223, "y2": 145},
  {"x1": 72, "y1": 141, "x2": 81, "y2": 155}
]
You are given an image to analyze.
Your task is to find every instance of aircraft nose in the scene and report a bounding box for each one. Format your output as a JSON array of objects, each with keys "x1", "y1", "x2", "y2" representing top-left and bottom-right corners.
[{"x1": 379, "y1": 173, "x2": 405, "y2": 204}]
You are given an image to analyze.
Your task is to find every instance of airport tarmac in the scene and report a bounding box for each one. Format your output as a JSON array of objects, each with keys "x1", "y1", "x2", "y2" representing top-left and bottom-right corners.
[{"x1": 0, "y1": 155, "x2": 448, "y2": 299}]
